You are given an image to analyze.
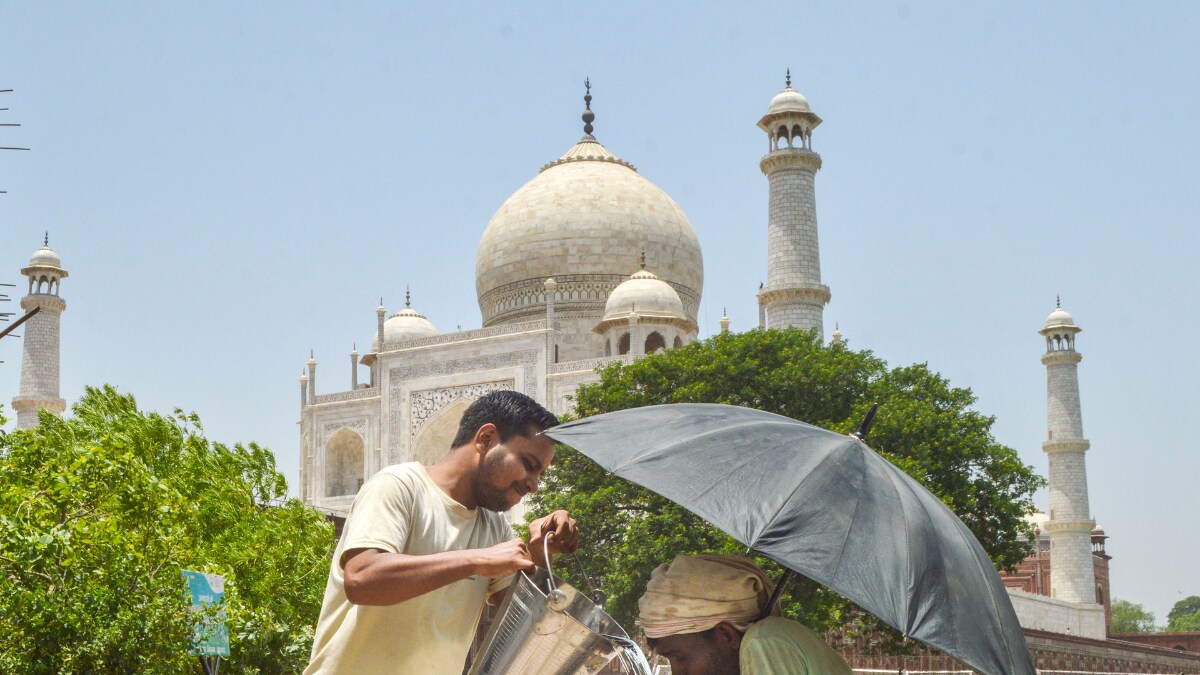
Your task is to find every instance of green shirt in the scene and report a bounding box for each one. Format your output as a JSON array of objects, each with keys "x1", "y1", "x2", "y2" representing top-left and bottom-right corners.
[{"x1": 739, "y1": 617, "x2": 854, "y2": 675}]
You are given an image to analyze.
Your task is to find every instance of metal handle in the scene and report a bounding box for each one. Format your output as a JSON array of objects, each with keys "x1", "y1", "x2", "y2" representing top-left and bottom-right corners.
[
  {"x1": 543, "y1": 532, "x2": 557, "y2": 593},
  {"x1": 542, "y1": 532, "x2": 570, "y2": 611}
]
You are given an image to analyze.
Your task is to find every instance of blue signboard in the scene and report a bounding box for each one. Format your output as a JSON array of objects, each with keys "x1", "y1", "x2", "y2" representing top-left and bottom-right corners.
[{"x1": 183, "y1": 570, "x2": 230, "y2": 657}]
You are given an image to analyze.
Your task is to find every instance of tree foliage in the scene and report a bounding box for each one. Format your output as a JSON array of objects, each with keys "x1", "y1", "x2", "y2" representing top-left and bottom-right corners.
[
  {"x1": 1167, "y1": 595, "x2": 1200, "y2": 632},
  {"x1": 1110, "y1": 598, "x2": 1158, "y2": 633},
  {"x1": 528, "y1": 329, "x2": 1044, "y2": 636},
  {"x1": 0, "y1": 386, "x2": 334, "y2": 674}
]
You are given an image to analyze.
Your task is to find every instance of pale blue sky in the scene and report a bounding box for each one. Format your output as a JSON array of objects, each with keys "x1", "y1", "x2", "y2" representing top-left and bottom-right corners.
[{"x1": 2, "y1": 3, "x2": 1197, "y2": 623}]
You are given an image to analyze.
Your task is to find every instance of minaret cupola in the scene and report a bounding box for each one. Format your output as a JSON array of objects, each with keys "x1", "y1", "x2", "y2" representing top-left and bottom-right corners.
[{"x1": 759, "y1": 69, "x2": 822, "y2": 151}]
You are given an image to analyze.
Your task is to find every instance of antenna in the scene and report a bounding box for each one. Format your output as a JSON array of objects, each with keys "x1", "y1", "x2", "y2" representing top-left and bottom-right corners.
[{"x1": 1, "y1": 88, "x2": 29, "y2": 197}]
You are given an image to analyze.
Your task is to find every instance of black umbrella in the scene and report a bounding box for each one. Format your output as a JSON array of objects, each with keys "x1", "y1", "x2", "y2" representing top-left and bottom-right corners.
[{"x1": 543, "y1": 403, "x2": 1035, "y2": 675}]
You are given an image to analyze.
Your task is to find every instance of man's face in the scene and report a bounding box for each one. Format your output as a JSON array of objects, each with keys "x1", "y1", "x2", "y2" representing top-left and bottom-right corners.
[
  {"x1": 650, "y1": 629, "x2": 741, "y2": 675},
  {"x1": 472, "y1": 428, "x2": 556, "y2": 512}
]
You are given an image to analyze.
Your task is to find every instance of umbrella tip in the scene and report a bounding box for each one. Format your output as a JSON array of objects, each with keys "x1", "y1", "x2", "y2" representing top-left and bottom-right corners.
[{"x1": 851, "y1": 403, "x2": 879, "y2": 441}]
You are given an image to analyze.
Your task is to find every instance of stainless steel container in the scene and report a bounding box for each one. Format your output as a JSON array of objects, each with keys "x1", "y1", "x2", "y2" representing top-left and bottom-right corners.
[{"x1": 467, "y1": 567, "x2": 631, "y2": 675}]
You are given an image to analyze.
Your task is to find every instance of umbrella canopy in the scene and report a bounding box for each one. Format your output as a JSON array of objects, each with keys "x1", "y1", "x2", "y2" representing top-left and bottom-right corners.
[{"x1": 544, "y1": 403, "x2": 1035, "y2": 675}]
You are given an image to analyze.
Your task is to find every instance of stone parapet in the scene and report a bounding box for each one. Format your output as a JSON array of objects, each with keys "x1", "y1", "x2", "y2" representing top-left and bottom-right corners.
[
  {"x1": 381, "y1": 320, "x2": 549, "y2": 353},
  {"x1": 1043, "y1": 439, "x2": 1091, "y2": 453},
  {"x1": 549, "y1": 354, "x2": 633, "y2": 375},
  {"x1": 758, "y1": 283, "x2": 831, "y2": 307},
  {"x1": 759, "y1": 148, "x2": 822, "y2": 174},
  {"x1": 1042, "y1": 350, "x2": 1083, "y2": 366},
  {"x1": 12, "y1": 395, "x2": 67, "y2": 428},
  {"x1": 310, "y1": 387, "x2": 381, "y2": 406},
  {"x1": 1012, "y1": 590, "x2": 1106, "y2": 638},
  {"x1": 20, "y1": 294, "x2": 66, "y2": 313},
  {"x1": 1044, "y1": 519, "x2": 1097, "y2": 533}
]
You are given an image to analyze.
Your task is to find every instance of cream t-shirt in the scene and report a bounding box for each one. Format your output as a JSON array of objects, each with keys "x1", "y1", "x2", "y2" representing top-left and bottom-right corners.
[{"x1": 305, "y1": 462, "x2": 517, "y2": 675}]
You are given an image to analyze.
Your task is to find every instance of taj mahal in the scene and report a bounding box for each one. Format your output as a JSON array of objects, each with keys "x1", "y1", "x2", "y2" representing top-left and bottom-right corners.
[{"x1": 293, "y1": 76, "x2": 831, "y2": 518}]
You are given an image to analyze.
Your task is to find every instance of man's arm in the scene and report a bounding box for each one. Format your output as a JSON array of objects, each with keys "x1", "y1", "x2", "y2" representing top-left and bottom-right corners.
[{"x1": 343, "y1": 538, "x2": 536, "y2": 606}]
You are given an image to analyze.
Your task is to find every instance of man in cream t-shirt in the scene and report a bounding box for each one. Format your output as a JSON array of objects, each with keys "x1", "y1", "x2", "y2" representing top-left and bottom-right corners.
[{"x1": 305, "y1": 391, "x2": 579, "y2": 675}]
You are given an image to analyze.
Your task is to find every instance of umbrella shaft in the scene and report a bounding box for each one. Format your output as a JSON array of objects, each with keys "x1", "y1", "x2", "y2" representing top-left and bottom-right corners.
[{"x1": 758, "y1": 568, "x2": 795, "y2": 621}]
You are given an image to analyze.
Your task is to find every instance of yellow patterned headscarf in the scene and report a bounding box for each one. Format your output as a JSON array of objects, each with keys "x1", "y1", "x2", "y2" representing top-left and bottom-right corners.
[{"x1": 637, "y1": 554, "x2": 775, "y2": 639}]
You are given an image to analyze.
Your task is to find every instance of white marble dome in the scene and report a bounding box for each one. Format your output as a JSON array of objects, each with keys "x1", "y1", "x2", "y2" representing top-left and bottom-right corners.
[
  {"x1": 383, "y1": 307, "x2": 438, "y2": 342},
  {"x1": 1044, "y1": 306, "x2": 1075, "y2": 329},
  {"x1": 767, "y1": 87, "x2": 812, "y2": 115},
  {"x1": 475, "y1": 136, "x2": 703, "y2": 330},
  {"x1": 28, "y1": 245, "x2": 62, "y2": 269},
  {"x1": 602, "y1": 269, "x2": 686, "y2": 320}
]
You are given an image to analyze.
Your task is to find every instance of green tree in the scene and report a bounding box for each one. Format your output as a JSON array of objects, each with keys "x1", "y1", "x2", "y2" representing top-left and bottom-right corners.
[
  {"x1": 1110, "y1": 599, "x2": 1158, "y2": 633},
  {"x1": 0, "y1": 386, "x2": 333, "y2": 674},
  {"x1": 1167, "y1": 595, "x2": 1200, "y2": 632},
  {"x1": 528, "y1": 329, "x2": 1044, "y2": 635}
]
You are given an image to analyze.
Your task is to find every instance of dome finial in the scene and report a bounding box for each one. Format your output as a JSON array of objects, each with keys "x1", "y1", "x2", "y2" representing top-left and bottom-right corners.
[
  {"x1": 44, "y1": 231, "x2": 49, "y2": 247},
  {"x1": 1056, "y1": 294, "x2": 1061, "y2": 308},
  {"x1": 639, "y1": 246, "x2": 646, "y2": 270},
  {"x1": 582, "y1": 77, "x2": 595, "y2": 136},
  {"x1": 406, "y1": 286, "x2": 412, "y2": 308},
  {"x1": 785, "y1": 68, "x2": 791, "y2": 89}
]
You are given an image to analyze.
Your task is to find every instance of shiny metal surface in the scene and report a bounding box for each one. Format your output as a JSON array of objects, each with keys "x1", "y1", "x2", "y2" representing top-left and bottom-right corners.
[{"x1": 467, "y1": 568, "x2": 631, "y2": 675}]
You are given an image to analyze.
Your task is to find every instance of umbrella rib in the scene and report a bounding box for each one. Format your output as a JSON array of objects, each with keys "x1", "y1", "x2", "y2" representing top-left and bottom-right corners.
[
  {"x1": 879, "y1": 459, "x2": 917, "y2": 634},
  {"x1": 825, "y1": 443, "x2": 867, "y2": 582}
]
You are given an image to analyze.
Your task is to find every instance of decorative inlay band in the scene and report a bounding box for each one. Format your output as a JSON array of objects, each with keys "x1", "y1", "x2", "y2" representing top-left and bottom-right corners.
[
  {"x1": 320, "y1": 418, "x2": 369, "y2": 449},
  {"x1": 549, "y1": 354, "x2": 634, "y2": 374},
  {"x1": 409, "y1": 381, "x2": 515, "y2": 440},
  {"x1": 481, "y1": 274, "x2": 700, "y2": 326},
  {"x1": 312, "y1": 387, "x2": 380, "y2": 405},
  {"x1": 540, "y1": 154, "x2": 636, "y2": 173}
]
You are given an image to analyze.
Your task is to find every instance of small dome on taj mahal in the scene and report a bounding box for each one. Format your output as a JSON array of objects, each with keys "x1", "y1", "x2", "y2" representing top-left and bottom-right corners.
[
  {"x1": 603, "y1": 267, "x2": 687, "y2": 321},
  {"x1": 382, "y1": 290, "x2": 438, "y2": 342}
]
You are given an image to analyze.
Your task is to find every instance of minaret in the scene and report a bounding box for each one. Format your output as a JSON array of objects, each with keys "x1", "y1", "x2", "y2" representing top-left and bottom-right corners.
[
  {"x1": 757, "y1": 70, "x2": 830, "y2": 335},
  {"x1": 12, "y1": 235, "x2": 68, "y2": 429},
  {"x1": 1039, "y1": 299, "x2": 1097, "y2": 604}
]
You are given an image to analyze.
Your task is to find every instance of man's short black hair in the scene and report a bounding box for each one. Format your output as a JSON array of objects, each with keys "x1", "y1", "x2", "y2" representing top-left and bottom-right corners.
[{"x1": 450, "y1": 390, "x2": 559, "y2": 449}]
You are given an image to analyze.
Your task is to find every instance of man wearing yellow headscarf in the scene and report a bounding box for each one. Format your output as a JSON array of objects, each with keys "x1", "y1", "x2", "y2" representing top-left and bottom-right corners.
[{"x1": 638, "y1": 554, "x2": 854, "y2": 675}]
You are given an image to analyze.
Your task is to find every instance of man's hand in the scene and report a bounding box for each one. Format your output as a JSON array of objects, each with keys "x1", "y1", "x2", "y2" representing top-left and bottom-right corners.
[
  {"x1": 528, "y1": 510, "x2": 579, "y2": 568},
  {"x1": 474, "y1": 538, "x2": 537, "y2": 579}
]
